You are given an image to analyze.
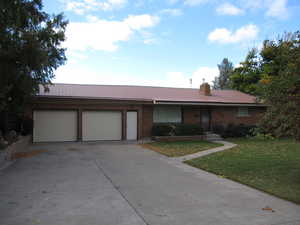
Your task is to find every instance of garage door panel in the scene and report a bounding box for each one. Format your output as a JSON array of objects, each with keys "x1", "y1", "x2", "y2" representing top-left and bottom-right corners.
[
  {"x1": 82, "y1": 111, "x2": 122, "y2": 141},
  {"x1": 33, "y1": 110, "x2": 77, "y2": 142}
]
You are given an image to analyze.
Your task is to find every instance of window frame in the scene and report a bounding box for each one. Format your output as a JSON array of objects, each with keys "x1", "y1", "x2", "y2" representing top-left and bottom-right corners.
[{"x1": 237, "y1": 107, "x2": 250, "y2": 117}]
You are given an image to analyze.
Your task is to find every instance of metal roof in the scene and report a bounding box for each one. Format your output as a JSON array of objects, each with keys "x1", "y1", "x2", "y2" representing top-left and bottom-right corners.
[{"x1": 37, "y1": 83, "x2": 261, "y2": 105}]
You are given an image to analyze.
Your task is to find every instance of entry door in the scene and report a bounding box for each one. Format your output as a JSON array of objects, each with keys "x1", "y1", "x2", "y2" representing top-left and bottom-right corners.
[
  {"x1": 126, "y1": 111, "x2": 137, "y2": 140},
  {"x1": 201, "y1": 110, "x2": 211, "y2": 131}
]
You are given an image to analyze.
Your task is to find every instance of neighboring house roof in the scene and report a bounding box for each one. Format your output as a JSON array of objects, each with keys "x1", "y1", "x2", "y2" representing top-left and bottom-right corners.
[{"x1": 37, "y1": 83, "x2": 261, "y2": 105}]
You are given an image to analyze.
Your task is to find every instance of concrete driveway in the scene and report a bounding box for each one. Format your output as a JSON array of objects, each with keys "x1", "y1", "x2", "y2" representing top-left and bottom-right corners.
[{"x1": 0, "y1": 142, "x2": 299, "y2": 225}]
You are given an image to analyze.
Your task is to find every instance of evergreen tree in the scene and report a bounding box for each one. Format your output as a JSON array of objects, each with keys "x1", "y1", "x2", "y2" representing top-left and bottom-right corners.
[{"x1": 213, "y1": 58, "x2": 234, "y2": 90}]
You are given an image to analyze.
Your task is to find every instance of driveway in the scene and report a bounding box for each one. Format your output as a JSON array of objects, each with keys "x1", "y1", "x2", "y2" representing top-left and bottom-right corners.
[{"x1": 0, "y1": 142, "x2": 299, "y2": 225}]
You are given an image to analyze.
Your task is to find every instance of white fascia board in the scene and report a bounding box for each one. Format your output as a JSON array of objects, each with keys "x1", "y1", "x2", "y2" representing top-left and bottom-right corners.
[{"x1": 154, "y1": 101, "x2": 267, "y2": 107}]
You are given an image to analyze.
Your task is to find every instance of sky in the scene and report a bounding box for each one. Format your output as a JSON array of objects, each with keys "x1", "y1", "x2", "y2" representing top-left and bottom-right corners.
[{"x1": 43, "y1": 0, "x2": 300, "y2": 88}]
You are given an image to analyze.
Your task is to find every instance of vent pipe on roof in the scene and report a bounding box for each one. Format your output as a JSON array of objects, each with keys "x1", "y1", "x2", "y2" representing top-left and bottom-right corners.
[{"x1": 200, "y1": 83, "x2": 211, "y2": 96}]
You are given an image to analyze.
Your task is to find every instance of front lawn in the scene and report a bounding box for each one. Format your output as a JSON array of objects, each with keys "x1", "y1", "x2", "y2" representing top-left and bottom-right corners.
[
  {"x1": 185, "y1": 138, "x2": 300, "y2": 204},
  {"x1": 141, "y1": 140, "x2": 223, "y2": 157}
]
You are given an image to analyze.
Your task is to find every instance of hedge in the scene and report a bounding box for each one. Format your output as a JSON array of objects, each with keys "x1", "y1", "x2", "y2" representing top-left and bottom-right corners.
[
  {"x1": 152, "y1": 124, "x2": 203, "y2": 136},
  {"x1": 212, "y1": 123, "x2": 256, "y2": 138}
]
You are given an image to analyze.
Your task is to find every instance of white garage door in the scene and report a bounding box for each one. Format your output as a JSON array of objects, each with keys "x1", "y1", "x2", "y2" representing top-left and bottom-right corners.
[
  {"x1": 33, "y1": 110, "x2": 77, "y2": 142},
  {"x1": 82, "y1": 111, "x2": 122, "y2": 141}
]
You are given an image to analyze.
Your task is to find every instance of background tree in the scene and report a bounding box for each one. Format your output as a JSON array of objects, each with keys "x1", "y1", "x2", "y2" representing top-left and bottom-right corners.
[
  {"x1": 229, "y1": 31, "x2": 300, "y2": 140},
  {"x1": 229, "y1": 48, "x2": 262, "y2": 95},
  {"x1": 0, "y1": 0, "x2": 68, "y2": 114},
  {"x1": 213, "y1": 58, "x2": 234, "y2": 90},
  {"x1": 257, "y1": 32, "x2": 300, "y2": 140}
]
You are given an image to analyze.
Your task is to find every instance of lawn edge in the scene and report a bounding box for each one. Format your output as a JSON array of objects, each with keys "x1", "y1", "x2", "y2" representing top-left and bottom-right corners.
[
  {"x1": 139, "y1": 141, "x2": 223, "y2": 158},
  {"x1": 184, "y1": 160, "x2": 300, "y2": 205}
]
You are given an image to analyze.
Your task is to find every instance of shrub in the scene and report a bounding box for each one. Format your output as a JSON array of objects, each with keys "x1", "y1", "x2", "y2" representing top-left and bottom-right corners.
[
  {"x1": 251, "y1": 127, "x2": 275, "y2": 140},
  {"x1": 212, "y1": 124, "x2": 225, "y2": 136},
  {"x1": 5, "y1": 130, "x2": 18, "y2": 144},
  {"x1": 152, "y1": 124, "x2": 176, "y2": 136},
  {"x1": 213, "y1": 123, "x2": 257, "y2": 138},
  {"x1": 0, "y1": 139, "x2": 8, "y2": 150},
  {"x1": 0, "y1": 130, "x2": 6, "y2": 150},
  {"x1": 21, "y1": 118, "x2": 33, "y2": 135},
  {"x1": 175, "y1": 124, "x2": 203, "y2": 136},
  {"x1": 152, "y1": 124, "x2": 203, "y2": 136}
]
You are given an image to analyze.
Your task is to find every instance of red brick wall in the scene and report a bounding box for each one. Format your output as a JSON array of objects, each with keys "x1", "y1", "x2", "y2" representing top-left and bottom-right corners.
[
  {"x1": 182, "y1": 107, "x2": 201, "y2": 124},
  {"x1": 211, "y1": 106, "x2": 265, "y2": 127},
  {"x1": 142, "y1": 105, "x2": 153, "y2": 138}
]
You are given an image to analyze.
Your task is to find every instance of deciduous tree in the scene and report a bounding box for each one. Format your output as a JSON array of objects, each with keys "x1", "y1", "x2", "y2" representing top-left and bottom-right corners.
[
  {"x1": 258, "y1": 32, "x2": 300, "y2": 140},
  {"x1": 0, "y1": 0, "x2": 68, "y2": 113},
  {"x1": 229, "y1": 48, "x2": 261, "y2": 95}
]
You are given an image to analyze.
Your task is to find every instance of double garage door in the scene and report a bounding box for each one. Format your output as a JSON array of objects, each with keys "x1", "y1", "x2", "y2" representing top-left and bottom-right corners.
[{"x1": 33, "y1": 110, "x2": 137, "y2": 142}]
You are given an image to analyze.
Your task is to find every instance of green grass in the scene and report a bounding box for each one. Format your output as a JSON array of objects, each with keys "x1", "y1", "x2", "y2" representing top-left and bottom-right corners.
[
  {"x1": 185, "y1": 138, "x2": 300, "y2": 204},
  {"x1": 141, "y1": 140, "x2": 223, "y2": 157}
]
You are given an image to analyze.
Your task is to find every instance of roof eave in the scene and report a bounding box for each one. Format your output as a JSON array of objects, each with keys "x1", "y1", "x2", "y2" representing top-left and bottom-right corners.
[
  {"x1": 33, "y1": 95, "x2": 267, "y2": 106},
  {"x1": 154, "y1": 100, "x2": 267, "y2": 107},
  {"x1": 34, "y1": 95, "x2": 154, "y2": 102}
]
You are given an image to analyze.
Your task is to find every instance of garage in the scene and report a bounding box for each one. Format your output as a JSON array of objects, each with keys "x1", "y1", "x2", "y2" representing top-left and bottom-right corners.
[
  {"x1": 33, "y1": 110, "x2": 78, "y2": 142},
  {"x1": 82, "y1": 111, "x2": 122, "y2": 141}
]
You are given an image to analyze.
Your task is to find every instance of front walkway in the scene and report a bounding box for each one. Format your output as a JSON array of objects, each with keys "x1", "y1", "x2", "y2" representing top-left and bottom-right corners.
[{"x1": 173, "y1": 140, "x2": 237, "y2": 162}]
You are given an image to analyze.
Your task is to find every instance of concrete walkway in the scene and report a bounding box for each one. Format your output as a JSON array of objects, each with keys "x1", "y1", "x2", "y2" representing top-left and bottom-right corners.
[
  {"x1": 1, "y1": 142, "x2": 299, "y2": 225},
  {"x1": 174, "y1": 140, "x2": 237, "y2": 162}
]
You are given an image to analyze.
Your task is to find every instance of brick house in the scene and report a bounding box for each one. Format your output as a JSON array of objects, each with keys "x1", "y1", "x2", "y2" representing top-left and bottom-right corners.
[{"x1": 29, "y1": 83, "x2": 266, "y2": 142}]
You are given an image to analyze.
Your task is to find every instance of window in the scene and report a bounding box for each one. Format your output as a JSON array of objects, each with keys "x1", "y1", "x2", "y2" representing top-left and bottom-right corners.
[
  {"x1": 237, "y1": 107, "x2": 249, "y2": 117},
  {"x1": 153, "y1": 106, "x2": 182, "y2": 123}
]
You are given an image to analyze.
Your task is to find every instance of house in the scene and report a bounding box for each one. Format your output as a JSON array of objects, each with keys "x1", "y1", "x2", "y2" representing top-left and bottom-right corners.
[{"x1": 28, "y1": 83, "x2": 266, "y2": 142}]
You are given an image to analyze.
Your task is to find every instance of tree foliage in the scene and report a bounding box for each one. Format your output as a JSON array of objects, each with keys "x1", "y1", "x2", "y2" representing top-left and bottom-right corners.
[
  {"x1": 258, "y1": 32, "x2": 300, "y2": 140},
  {"x1": 213, "y1": 58, "x2": 233, "y2": 90},
  {"x1": 0, "y1": 0, "x2": 68, "y2": 113},
  {"x1": 230, "y1": 31, "x2": 300, "y2": 140},
  {"x1": 229, "y1": 48, "x2": 262, "y2": 95}
]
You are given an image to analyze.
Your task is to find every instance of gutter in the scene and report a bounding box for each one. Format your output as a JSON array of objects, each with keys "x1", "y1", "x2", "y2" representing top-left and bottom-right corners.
[
  {"x1": 34, "y1": 95, "x2": 153, "y2": 102},
  {"x1": 33, "y1": 96, "x2": 267, "y2": 107},
  {"x1": 154, "y1": 101, "x2": 267, "y2": 107}
]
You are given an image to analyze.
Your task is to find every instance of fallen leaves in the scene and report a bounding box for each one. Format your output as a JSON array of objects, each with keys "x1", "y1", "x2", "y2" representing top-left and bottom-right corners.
[
  {"x1": 262, "y1": 206, "x2": 275, "y2": 212},
  {"x1": 12, "y1": 150, "x2": 47, "y2": 159}
]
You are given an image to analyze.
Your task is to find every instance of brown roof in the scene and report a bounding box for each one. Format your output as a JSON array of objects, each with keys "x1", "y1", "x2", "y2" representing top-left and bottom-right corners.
[{"x1": 37, "y1": 83, "x2": 259, "y2": 104}]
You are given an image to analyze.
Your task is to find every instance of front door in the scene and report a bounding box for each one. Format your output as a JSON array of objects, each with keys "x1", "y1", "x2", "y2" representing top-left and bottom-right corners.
[
  {"x1": 201, "y1": 110, "x2": 211, "y2": 131},
  {"x1": 126, "y1": 111, "x2": 138, "y2": 140}
]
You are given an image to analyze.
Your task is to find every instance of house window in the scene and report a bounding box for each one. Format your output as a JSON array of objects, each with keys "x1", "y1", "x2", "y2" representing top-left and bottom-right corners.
[
  {"x1": 153, "y1": 106, "x2": 182, "y2": 123},
  {"x1": 237, "y1": 107, "x2": 249, "y2": 117}
]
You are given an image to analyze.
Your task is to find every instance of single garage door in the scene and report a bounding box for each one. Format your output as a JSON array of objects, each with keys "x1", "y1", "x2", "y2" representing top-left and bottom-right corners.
[
  {"x1": 82, "y1": 111, "x2": 122, "y2": 141},
  {"x1": 33, "y1": 110, "x2": 77, "y2": 142}
]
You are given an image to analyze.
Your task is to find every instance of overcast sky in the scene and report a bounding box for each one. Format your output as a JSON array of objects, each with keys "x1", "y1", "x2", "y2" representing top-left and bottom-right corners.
[{"x1": 43, "y1": 0, "x2": 300, "y2": 88}]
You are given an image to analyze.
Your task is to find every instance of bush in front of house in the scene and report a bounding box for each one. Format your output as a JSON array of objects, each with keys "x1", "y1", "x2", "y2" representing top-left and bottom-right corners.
[
  {"x1": 21, "y1": 118, "x2": 33, "y2": 135},
  {"x1": 0, "y1": 130, "x2": 6, "y2": 150},
  {"x1": 0, "y1": 130, "x2": 10, "y2": 150},
  {"x1": 212, "y1": 124, "x2": 225, "y2": 136},
  {"x1": 212, "y1": 123, "x2": 256, "y2": 138},
  {"x1": 5, "y1": 130, "x2": 18, "y2": 145},
  {"x1": 152, "y1": 124, "x2": 203, "y2": 136},
  {"x1": 152, "y1": 124, "x2": 176, "y2": 136},
  {"x1": 174, "y1": 124, "x2": 203, "y2": 136}
]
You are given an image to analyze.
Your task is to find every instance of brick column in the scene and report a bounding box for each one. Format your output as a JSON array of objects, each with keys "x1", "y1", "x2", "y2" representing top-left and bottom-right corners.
[
  {"x1": 122, "y1": 110, "x2": 127, "y2": 140},
  {"x1": 78, "y1": 108, "x2": 82, "y2": 141}
]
